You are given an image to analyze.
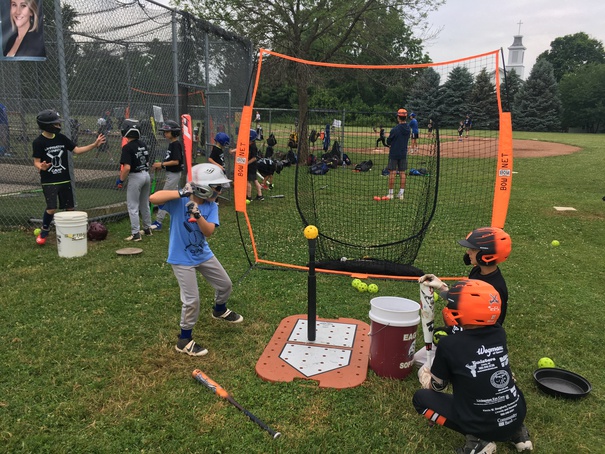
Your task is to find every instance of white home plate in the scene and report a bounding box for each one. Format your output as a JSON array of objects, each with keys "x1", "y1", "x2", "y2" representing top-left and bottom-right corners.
[
  {"x1": 554, "y1": 206, "x2": 577, "y2": 211},
  {"x1": 280, "y1": 344, "x2": 352, "y2": 377}
]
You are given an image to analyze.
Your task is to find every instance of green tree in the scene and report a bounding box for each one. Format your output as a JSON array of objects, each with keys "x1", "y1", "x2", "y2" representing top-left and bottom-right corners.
[
  {"x1": 468, "y1": 68, "x2": 498, "y2": 130},
  {"x1": 174, "y1": 0, "x2": 443, "y2": 160},
  {"x1": 407, "y1": 67, "x2": 442, "y2": 122},
  {"x1": 513, "y1": 60, "x2": 562, "y2": 132},
  {"x1": 437, "y1": 66, "x2": 473, "y2": 127},
  {"x1": 500, "y1": 70, "x2": 524, "y2": 113},
  {"x1": 536, "y1": 32, "x2": 605, "y2": 82},
  {"x1": 559, "y1": 64, "x2": 605, "y2": 133}
]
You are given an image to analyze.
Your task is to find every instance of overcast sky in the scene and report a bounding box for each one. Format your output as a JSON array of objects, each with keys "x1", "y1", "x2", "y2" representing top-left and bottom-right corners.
[
  {"x1": 423, "y1": 0, "x2": 605, "y2": 77},
  {"x1": 152, "y1": 0, "x2": 605, "y2": 77}
]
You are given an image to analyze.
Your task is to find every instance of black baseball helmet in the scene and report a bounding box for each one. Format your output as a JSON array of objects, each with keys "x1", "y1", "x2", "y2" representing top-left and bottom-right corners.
[
  {"x1": 121, "y1": 119, "x2": 140, "y2": 139},
  {"x1": 36, "y1": 109, "x2": 63, "y2": 133},
  {"x1": 159, "y1": 120, "x2": 181, "y2": 137},
  {"x1": 87, "y1": 222, "x2": 108, "y2": 241}
]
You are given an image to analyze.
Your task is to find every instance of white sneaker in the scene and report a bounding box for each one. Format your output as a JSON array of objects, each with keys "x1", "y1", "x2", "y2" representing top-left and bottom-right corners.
[{"x1": 398, "y1": 193, "x2": 404, "y2": 200}]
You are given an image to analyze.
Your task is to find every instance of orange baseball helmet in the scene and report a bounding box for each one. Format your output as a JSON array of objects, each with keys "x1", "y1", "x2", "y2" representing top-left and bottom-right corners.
[
  {"x1": 458, "y1": 227, "x2": 511, "y2": 265},
  {"x1": 397, "y1": 108, "x2": 408, "y2": 117},
  {"x1": 441, "y1": 279, "x2": 501, "y2": 327}
]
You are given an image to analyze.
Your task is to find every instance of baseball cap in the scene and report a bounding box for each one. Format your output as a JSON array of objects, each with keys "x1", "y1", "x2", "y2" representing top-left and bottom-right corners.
[{"x1": 410, "y1": 113, "x2": 416, "y2": 117}]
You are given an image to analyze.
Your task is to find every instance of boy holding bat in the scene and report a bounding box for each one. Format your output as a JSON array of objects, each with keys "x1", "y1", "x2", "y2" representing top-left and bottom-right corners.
[
  {"x1": 149, "y1": 163, "x2": 243, "y2": 357},
  {"x1": 415, "y1": 227, "x2": 511, "y2": 365},
  {"x1": 413, "y1": 280, "x2": 533, "y2": 453}
]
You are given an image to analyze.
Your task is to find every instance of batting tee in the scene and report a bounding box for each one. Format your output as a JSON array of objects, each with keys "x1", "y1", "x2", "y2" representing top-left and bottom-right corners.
[{"x1": 233, "y1": 49, "x2": 512, "y2": 280}]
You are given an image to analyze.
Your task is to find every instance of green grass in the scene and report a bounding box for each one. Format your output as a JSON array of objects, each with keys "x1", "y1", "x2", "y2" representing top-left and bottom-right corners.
[{"x1": 1, "y1": 131, "x2": 604, "y2": 453}]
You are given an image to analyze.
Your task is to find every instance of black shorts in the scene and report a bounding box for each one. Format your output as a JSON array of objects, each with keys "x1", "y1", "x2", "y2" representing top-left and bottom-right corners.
[
  {"x1": 387, "y1": 158, "x2": 407, "y2": 172},
  {"x1": 42, "y1": 182, "x2": 74, "y2": 210},
  {"x1": 412, "y1": 132, "x2": 419, "y2": 139}
]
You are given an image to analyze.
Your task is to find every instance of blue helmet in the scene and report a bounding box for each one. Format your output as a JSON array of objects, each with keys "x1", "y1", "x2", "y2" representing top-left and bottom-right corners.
[
  {"x1": 410, "y1": 113, "x2": 416, "y2": 118},
  {"x1": 250, "y1": 129, "x2": 258, "y2": 141},
  {"x1": 214, "y1": 132, "x2": 230, "y2": 146}
]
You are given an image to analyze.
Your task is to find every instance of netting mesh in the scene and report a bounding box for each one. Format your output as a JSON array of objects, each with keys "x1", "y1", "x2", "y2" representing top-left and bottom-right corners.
[
  {"x1": 0, "y1": 0, "x2": 251, "y2": 228},
  {"x1": 239, "y1": 50, "x2": 511, "y2": 278}
]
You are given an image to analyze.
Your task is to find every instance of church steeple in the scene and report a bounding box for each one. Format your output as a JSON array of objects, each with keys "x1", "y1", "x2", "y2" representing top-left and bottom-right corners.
[{"x1": 507, "y1": 20, "x2": 526, "y2": 79}]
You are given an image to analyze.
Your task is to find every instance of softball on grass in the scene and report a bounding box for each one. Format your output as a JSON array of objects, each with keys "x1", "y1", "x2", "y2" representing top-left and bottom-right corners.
[
  {"x1": 538, "y1": 357, "x2": 555, "y2": 368},
  {"x1": 368, "y1": 283, "x2": 378, "y2": 293},
  {"x1": 304, "y1": 225, "x2": 318, "y2": 240},
  {"x1": 245, "y1": 199, "x2": 250, "y2": 205},
  {"x1": 433, "y1": 291, "x2": 439, "y2": 301},
  {"x1": 357, "y1": 282, "x2": 368, "y2": 292},
  {"x1": 34, "y1": 228, "x2": 41, "y2": 236},
  {"x1": 551, "y1": 240, "x2": 560, "y2": 247},
  {"x1": 352, "y1": 278, "x2": 362, "y2": 289}
]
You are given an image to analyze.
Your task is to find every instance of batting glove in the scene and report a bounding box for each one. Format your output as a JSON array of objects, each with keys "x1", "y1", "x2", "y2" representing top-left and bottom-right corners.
[
  {"x1": 178, "y1": 182, "x2": 193, "y2": 198},
  {"x1": 418, "y1": 364, "x2": 432, "y2": 389},
  {"x1": 418, "y1": 274, "x2": 447, "y2": 292},
  {"x1": 115, "y1": 178, "x2": 124, "y2": 189},
  {"x1": 186, "y1": 201, "x2": 201, "y2": 219}
]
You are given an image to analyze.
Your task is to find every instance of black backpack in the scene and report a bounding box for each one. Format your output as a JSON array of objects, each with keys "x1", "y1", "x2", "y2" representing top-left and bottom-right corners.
[
  {"x1": 310, "y1": 162, "x2": 329, "y2": 175},
  {"x1": 355, "y1": 160, "x2": 373, "y2": 172},
  {"x1": 267, "y1": 133, "x2": 277, "y2": 147}
]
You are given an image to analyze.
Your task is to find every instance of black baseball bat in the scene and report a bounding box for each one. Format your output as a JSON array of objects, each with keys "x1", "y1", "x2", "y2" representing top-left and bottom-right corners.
[{"x1": 192, "y1": 369, "x2": 281, "y2": 439}]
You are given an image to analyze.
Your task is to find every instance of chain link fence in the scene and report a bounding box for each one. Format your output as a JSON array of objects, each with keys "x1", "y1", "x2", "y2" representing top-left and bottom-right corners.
[{"x1": 0, "y1": 0, "x2": 252, "y2": 229}]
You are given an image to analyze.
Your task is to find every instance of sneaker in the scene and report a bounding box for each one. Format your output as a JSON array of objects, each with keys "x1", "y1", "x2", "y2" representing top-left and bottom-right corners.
[
  {"x1": 175, "y1": 337, "x2": 208, "y2": 356},
  {"x1": 381, "y1": 194, "x2": 393, "y2": 200},
  {"x1": 212, "y1": 309, "x2": 243, "y2": 323},
  {"x1": 150, "y1": 221, "x2": 162, "y2": 231},
  {"x1": 255, "y1": 195, "x2": 264, "y2": 201},
  {"x1": 397, "y1": 193, "x2": 404, "y2": 200},
  {"x1": 125, "y1": 233, "x2": 141, "y2": 242},
  {"x1": 456, "y1": 435, "x2": 496, "y2": 454},
  {"x1": 509, "y1": 425, "x2": 533, "y2": 452},
  {"x1": 141, "y1": 228, "x2": 153, "y2": 236},
  {"x1": 268, "y1": 183, "x2": 274, "y2": 190},
  {"x1": 36, "y1": 234, "x2": 46, "y2": 245}
]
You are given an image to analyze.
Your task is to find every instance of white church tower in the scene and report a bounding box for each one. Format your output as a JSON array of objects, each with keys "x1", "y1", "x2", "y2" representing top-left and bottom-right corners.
[{"x1": 507, "y1": 21, "x2": 526, "y2": 79}]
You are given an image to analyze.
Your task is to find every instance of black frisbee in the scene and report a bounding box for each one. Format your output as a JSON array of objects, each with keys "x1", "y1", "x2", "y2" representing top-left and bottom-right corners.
[{"x1": 533, "y1": 367, "x2": 592, "y2": 399}]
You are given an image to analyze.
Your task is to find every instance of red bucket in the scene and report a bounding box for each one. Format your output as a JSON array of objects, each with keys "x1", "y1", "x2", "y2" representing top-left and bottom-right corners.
[{"x1": 368, "y1": 297, "x2": 420, "y2": 379}]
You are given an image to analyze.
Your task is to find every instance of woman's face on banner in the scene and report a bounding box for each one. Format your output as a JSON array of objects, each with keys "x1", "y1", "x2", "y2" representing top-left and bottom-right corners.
[{"x1": 11, "y1": 1, "x2": 33, "y2": 31}]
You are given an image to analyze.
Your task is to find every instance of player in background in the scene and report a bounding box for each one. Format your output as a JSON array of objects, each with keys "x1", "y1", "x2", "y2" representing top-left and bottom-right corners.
[
  {"x1": 116, "y1": 119, "x2": 152, "y2": 241},
  {"x1": 247, "y1": 129, "x2": 264, "y2": 201},
  {"x1": 208, "y1": 132, "x2": 230, "y2": 172},
  {"x1": 409, "y1": 113, "x2": 419, "y2": 153},
  {"x1": 149, "y1": 163, "x2": 243, "y2": 357},
  {"x1": 32, "y1": 109, "x2": 106, "y2": 245},
  {"x1": 413, "y1": 280, "x2": 533, "y2": 453},
  {"x1": 464, "y1": 114, "x2": 473, "y2": 138},
  {"x1": 150, "y1": 120, "x2": 184, "y2": 231}
]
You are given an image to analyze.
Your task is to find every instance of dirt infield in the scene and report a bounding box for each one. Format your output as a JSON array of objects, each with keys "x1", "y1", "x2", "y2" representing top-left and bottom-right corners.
[{"x1": 345, "y1": 138, "x2": 581, "y2": 159}]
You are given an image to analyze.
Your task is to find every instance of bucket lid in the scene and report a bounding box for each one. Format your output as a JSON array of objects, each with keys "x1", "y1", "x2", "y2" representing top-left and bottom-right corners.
[
  {"x1": 54, "y1": 211, "x2": 88, "y2": 221},
  {"x1": 369, "y1": 296, "x2": 421, "y2": 327}
]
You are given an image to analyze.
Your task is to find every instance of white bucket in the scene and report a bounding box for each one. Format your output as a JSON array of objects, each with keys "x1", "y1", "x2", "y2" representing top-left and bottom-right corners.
[
  {"x1": 369, "y1": 296, "x2": 421, "y2": 327},
  {"x1": 54, "y1": 211, "x2": 88, "y2": 258}
]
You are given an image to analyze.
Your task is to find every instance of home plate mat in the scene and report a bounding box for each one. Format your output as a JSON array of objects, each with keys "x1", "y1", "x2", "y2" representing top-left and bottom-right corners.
[{"x1": 256, "y1": 314, "x2": 370, "y2": 389}]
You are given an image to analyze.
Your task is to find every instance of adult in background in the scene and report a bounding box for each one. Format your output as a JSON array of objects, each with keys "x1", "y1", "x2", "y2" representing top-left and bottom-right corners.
[
  {"x1": 150, "y1": 120, "x2": 184, "y2": 231},
  {"x1": 381, "y1": 108, "x2": 410, "y2": 200},
  {"x1": 409, "y1": 113, "x2": 419, "y2": 153},
  {"x1": 32, "y1": 110, "x2": 105, "y2": 245},
  {"x1": 3, "y1": 0, "x2": 45, "y2": 58}
]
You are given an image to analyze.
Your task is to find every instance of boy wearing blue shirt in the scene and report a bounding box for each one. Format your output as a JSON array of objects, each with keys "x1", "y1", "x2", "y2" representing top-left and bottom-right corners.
[{"x1": 149, "y1": 163, "x2": 243, "y2": 356}]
